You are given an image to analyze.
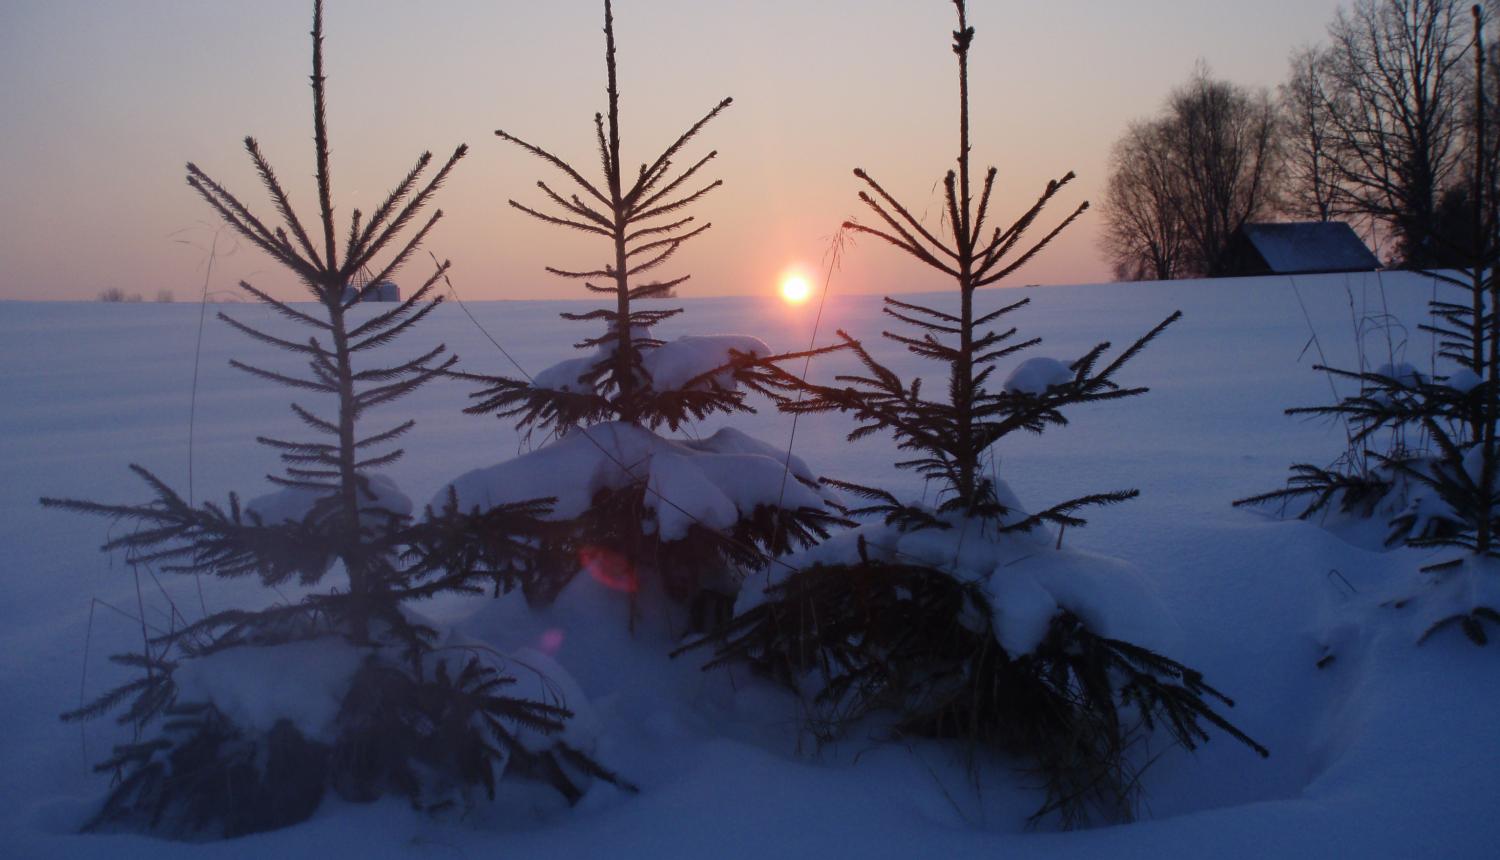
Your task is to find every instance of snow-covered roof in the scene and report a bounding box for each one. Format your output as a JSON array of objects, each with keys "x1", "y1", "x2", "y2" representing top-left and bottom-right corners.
[{"x1": 1236, "y1": 222, "x2": 1380, "y2": 274}]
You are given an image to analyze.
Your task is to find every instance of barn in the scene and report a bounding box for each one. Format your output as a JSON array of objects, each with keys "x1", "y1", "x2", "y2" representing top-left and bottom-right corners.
[{"x1": 1221, "y1": 222, "x2": 1380, "y2": 277}]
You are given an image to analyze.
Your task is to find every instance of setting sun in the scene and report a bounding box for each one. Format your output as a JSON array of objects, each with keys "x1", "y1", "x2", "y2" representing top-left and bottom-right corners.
[{"x1": 780, "y1": 274, "x2": 812, "y2": 304}]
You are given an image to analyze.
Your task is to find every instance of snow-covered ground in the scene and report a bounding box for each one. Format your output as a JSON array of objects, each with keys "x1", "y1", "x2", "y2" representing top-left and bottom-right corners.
[{"x1": 3, "y1": 272, "x2": 1497, "y2": 857}]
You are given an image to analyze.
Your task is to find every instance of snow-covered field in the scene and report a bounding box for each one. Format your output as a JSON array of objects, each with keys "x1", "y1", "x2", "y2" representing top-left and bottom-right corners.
[{"x1": 3, "y1": 272, "x2": 1497, "y2": 857}]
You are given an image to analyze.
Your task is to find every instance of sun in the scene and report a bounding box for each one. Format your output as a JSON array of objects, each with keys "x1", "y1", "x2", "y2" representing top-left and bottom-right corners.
[{"x1": 780, "y1": 274, "x2": 812, "y2": 304}]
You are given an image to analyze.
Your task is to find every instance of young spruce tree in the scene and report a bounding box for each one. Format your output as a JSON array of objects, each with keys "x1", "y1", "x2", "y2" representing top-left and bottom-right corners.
[
  {"x1": 42, "y1": 1, "x2": 624, "y2": 836},
  {"x1": 690, "y1": 0, "x2": 1267, "y2": 827},
  {"x1": 445, "y1": 0, "x2": 844, "y2": 628}
]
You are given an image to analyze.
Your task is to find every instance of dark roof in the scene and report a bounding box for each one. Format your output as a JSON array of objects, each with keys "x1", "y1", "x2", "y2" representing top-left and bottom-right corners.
[{"x1": 1236, "y1": 222, "x2": 1380, "y2": 274}]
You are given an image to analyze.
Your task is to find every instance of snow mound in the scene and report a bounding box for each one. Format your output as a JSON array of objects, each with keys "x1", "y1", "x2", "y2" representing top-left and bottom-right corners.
[
  {"x1": 1372, "y1": 362, "x2": 1422, "y2": 386},
  {"x1": 529, "y1": 324, "x2": 650, "y2": 393},
  {"x1": 435, "y1": 422, "x2": 826, "y2": 540},
  {"x1": 1003, "y1": 356, "x2": 1074, "y2": 394},
  {"x1": 532, "y1": 354, "x2": 601, "y2": 394},
  {"x1": 1444, "y1": 367, "x2": 1482, "y2": 393},
  {"x1": 1462, "y1": 445, "x2": 1489, "y2": 484},
  {"x1": 1408, "y1": 556, "x2": 1500, "y2": 642},
  {"x1": 172, "y1": 639, "x2": 367, "y2": 743},
  {"x1": 642, "y1": 334, "x2": 770, "y2": 392},
  {"x1": 987, "y1": 565, "x2": 1061, "y2": 653},
  {"x1": 174, "y1": 631, "x2": 606, "y2": 758},
  {"x1": 1367, "y1": 362, "x2": 1425, "y2": 405}
]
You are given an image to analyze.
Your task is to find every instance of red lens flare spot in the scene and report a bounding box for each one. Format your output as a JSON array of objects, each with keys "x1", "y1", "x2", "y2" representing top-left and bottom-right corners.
[{"x1": 579, "y1": 545, "x2": 637, "y2": 593}]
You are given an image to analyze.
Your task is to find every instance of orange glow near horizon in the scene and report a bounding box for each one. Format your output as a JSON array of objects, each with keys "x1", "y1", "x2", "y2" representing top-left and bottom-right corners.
[
  {"x1": 779, "y1": 273, "x2": 812, "y2": 305},
  {"x1": 0, "y1": 3, "x2": 1350, "y2": 301}
]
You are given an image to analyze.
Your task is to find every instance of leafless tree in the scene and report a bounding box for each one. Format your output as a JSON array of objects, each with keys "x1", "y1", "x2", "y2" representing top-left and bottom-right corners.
[
  {"x1": 1169, "y1": 69, "x2": 1281, "y2": 276},
  {"x1": 1100, "y1": 68, "x2": 1279, "y2": 279},
  {"x1": 1281, "y1": 46, "x2": 1343, "y2": 221},
  {"x1": 1316, "y1": 0, "x2": 1472, "y2": 265},
  {"x1": 1101, "y1": 120, "x2": 1188, "y2": 280}
]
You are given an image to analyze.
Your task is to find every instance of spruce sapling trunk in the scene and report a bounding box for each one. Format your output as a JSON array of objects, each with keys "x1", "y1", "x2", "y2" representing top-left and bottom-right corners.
[
  {"x1": 486, "y1": 0, "x2": 731, "y2": 434},
  {"x1": 603, "y1": 2, "x2": 639, "y2": 421}
]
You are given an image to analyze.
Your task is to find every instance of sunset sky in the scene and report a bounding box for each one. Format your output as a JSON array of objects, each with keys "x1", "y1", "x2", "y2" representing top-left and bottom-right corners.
[{"x1": 0, "y1": 0, "x2": 1347, "y2": 302}]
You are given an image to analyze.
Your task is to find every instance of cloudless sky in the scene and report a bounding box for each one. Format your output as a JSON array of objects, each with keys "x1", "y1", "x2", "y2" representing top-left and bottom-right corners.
[{"x1": 0, "y1": 0, "x2": 1347, "y2": 302}]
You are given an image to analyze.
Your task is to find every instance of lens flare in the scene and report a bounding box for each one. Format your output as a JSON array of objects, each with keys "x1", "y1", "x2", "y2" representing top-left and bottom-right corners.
[{"x1": 578, "y1": 545, "x2": 637, "y2": 593}]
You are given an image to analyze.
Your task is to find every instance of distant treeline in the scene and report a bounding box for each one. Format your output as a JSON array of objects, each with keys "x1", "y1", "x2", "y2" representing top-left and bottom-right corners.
[{"x1": 98, "y1": 288, "x2": 173, "y2": 302}]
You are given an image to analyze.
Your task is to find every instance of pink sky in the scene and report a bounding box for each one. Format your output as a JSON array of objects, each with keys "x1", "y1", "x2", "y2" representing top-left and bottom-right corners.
[{"x1": 0, "y1": 0, "x2": 1345, "y2": 302}]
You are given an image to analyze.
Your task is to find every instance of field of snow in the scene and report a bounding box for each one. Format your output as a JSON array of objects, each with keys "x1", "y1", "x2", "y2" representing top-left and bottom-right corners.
[{"x1": 3, "y1": 271, "x2": 1498, "y2": 857}]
